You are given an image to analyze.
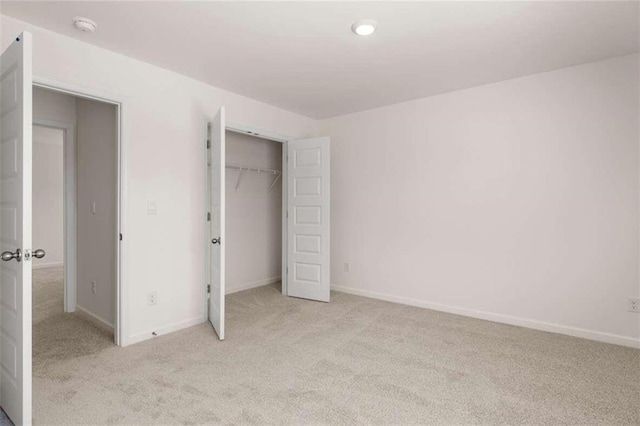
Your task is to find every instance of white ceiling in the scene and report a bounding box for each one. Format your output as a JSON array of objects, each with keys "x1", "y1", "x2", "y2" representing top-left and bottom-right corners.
[{"x1": 1, "y1": 1, "x2": 638, "y2": 119}]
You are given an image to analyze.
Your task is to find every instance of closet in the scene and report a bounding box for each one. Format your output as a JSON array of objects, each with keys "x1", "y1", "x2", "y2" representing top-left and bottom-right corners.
[
  {"x1": 225, "y1": 131, "x2": 283, "y2": 294},
  {"x1": 205, "y1": 107, "x2": 331, "y2": 341}
]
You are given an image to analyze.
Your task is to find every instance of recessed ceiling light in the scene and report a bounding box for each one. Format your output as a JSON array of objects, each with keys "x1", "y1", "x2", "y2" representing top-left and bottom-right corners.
[
  {"x1": 351, "y1": 19, "x2": 377, "y2": 36},
  {"x1": 73, "y1": 16, "x2": 98, "y2": 33}
]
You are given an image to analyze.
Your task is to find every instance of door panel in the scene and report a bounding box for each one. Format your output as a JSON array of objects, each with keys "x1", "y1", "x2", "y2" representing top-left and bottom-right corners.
[
  {"x1": 207, "y1": 108, "x2": 225, "y2": 340},
  {"x1": 0, "y1": 32, "x2": 32, "y2": 425},
  {"x1": 287, "y1": 137, "x2": 330, "y2": 302}
]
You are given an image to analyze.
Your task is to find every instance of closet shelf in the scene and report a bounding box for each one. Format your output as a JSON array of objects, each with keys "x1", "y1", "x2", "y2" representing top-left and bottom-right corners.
[{"x1": 226, "y1": 163, "x2": 281, "y2": 192}]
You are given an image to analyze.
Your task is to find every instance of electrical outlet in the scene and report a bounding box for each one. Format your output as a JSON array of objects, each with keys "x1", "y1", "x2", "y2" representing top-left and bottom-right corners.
[
  {"x1": 91, "y1": 281, "x2": 96, "y2": 294},
  {"x1": 628, "y1": 298, "x2": 640, "y2": 313},
  {"x1": 344, "y1": 262, "x2": 351, "y2": 273},
  {"x1": 148, "y1": 291, "x2": 158, "y2": 306}
]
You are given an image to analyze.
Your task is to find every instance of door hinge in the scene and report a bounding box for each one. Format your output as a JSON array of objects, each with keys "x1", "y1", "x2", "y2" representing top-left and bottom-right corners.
[
  {"x1": 119, "y1": 233, "x2": 123, "y2": 241},
  {"x1": 207, "y1": 284, "x2": 211, "y2": 293},
  {"x1": 207, "y1": 140, "x2": 211, "y2": 149},
  {"x1": 207, "y1": 212, "x2": 211, "y2": 222}
]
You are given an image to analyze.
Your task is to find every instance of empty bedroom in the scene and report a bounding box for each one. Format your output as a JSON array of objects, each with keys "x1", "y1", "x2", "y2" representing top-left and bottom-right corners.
[{"x1": 0, "y1": 1, "x2": 638, "y2": 425}]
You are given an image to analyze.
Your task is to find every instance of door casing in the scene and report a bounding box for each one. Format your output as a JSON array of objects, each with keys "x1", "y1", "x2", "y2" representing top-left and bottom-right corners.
[
  {"x1": 33, "y1": 77, "x2": 127, "y2": 347},
  {"x1": 206, "y1": 121, "x2": 290, "y2": 308}
]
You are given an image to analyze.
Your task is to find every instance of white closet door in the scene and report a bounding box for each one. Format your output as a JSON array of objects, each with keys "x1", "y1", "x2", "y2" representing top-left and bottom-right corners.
[
  {"x1": 0, "y1": 32, "x2": 33, "y2": 425},
  {"x1": 207, "y1": 108, "x2": 225, "y2": 340},
  {"x1": 286, "y1": 137, "x2": 330, "y2": 302}
]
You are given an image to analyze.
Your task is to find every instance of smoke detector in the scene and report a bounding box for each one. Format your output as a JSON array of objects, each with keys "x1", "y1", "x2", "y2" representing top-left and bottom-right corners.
[{"x1": 73, "y1": 17, "x2": 97, "y2": 33}]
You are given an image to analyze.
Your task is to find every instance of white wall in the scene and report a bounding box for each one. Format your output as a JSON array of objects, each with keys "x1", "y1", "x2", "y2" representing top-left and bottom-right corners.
[
  {"x1": 320, "y1": 54, "x2": 640, "y2": 347},
  {"x1": 76, "y1": 97, "x2": 117, "y2": 327},
  {"x1": 225, "y1": 132, "x2": 282, "y2": 293},
  {"x1": 1, "y1": 15, "x2": 317, "y2": 345},
  {"x1": 32, "y1": 125, "x2": 64, "y2": 268}
]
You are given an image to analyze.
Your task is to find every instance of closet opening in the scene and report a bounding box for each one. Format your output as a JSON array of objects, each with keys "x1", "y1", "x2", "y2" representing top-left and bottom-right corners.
[
  {"x1": 225, "y1": 130, "x2": 284, "y2": 295},
  {"x1": 205, "y1": 107, "x2": 330, "y2": 341}
]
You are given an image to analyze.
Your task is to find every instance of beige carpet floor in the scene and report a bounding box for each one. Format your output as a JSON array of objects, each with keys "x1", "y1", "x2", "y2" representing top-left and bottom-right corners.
[
  {"x1": 32, "y1": 266, "x2": 65, "y2": 325},
  {"x1": 33, "y1": 268, "x2": 639, "y2": 425}
]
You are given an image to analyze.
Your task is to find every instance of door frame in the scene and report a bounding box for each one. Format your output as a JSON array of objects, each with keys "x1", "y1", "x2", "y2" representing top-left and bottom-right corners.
[
  {"x1": 31, "y1": 118, "x2": 76, "y2": 313},
  {"x1": 205, "y1": 121, "x2": 290, "y2": 308},
  {"x1": 33, "y1": 76, "x2": 127, "y2": 347}
]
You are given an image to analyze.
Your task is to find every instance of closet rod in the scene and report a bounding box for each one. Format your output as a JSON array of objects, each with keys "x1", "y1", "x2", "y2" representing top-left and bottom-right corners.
[
  {"x1": 226, "y1": 163, "x2": 281, "y2": 192},
  {"x1": 225, "y1": 163, "x2": 280, "y2": 175}
]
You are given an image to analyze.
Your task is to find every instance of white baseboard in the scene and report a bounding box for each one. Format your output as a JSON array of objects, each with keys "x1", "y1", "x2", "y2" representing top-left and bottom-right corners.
[
  {"x1": 76, "y1": 304, "x2": 114, "y2": 333},
  {"x1": 127, "y1": 316, "x2": 204, "y2": 346},
  {"x1": 331, "y1": 285, "x2": 640, "y2": 349},
  {"x1": 127, "y1": 276, "x2": 281, "y2": 346},
  {"x1": 32, "y1": 261, "x2": 63, "y2": 270},
  {"x1": 227, "y1": 276, "x2": 281, "y2": 295}
]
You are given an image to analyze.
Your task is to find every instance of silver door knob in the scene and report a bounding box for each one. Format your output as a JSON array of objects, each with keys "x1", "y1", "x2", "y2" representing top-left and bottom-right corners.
[
  {"x1": 33, "y1": 249, "x2": 46, "y2": 259},
  {"x1": 211, "y1": 237, "x2": 221, "y2": 245},
  {"x1": 1, "y1": 248, "x2": 21, "y2": 262}
]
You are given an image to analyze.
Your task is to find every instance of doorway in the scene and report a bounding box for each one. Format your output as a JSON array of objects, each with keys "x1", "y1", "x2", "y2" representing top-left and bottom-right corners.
[
  {"x1": 225, "y1": 130, "x2": 284, "y2": 295},
  {"x1": 31, "y1": 84, "x2": 120, "y2": 342}
]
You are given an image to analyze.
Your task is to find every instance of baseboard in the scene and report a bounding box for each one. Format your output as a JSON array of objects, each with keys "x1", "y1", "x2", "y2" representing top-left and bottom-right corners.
[
  {"x1": 127, "y1": 316, "x2": 204, "y2": 346},
  {"x1": 76, "y1": 304, "x2": 114, "y2": 333},
  {"x1": 331, "y1": 285, "x2": 640, "y2": 349},
  {"x1": 32, "y1": 261, "x2": 63, "y2": 270},
  {"x1": 127, "y1": 277, "x2": 281, "y2": 346},
  {"x1": 227, "y1": 276, "x2": 281, "y2": 295}
]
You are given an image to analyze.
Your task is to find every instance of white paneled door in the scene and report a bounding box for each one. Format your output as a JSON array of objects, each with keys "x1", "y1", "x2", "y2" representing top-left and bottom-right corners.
[
  {"x1": 0, "y1": 32, "x2": 33, "y2": 425},
  {"x1": 287, "y1": 137, "x2": 330, "y2": 302},
  {"x1": 207, "y1": 108, "x2": 225, "y2": 340}
]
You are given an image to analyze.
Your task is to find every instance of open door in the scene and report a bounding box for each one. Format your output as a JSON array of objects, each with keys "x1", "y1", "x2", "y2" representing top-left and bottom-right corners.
[
  {"x1": 286, "y1": 137, "x2": 330, "y2": 302},
  {"x1": 0, "y1": 32, "x2": 33, "y2": 425},
  {"x1": 207, "y1": 108, "x2": 225, "y2": 340}
]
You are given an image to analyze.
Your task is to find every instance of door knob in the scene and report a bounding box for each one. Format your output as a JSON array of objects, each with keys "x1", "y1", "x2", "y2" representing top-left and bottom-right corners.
[
  {"x1": 211, "y1": 237, "x2": 221, "y2": 245},
  {"x1": 1, "y1": 248, "x2": 21, "y2": 262},
  {"x1": 33, "y1": 249, "x2": 46, "y2": 259}
]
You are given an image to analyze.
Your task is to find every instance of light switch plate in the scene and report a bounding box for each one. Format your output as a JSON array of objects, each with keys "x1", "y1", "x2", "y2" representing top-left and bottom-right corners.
[{"x1": 147, "y1": 200, "x2": 158, "y2": 215}]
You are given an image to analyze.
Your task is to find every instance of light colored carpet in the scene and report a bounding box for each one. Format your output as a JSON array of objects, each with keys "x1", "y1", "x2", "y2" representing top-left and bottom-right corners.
[
  {"x1": 0, "y1": 409, "x2": 12, "y2": 426},
  {"x1": 32, "y1": 266, "x2": 65, "y2": 325},
  {"x1": 33, "y1": 268, "x2": 639, "y2": 425}
]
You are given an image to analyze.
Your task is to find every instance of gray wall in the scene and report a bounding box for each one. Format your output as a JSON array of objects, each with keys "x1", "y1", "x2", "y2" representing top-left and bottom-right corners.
[
  {"x1": 76, "y1": 97, "x2": 117, "y2": 326},
  {"x1": 33, "y1": 85, "x2": 76, "y2": 124}
]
